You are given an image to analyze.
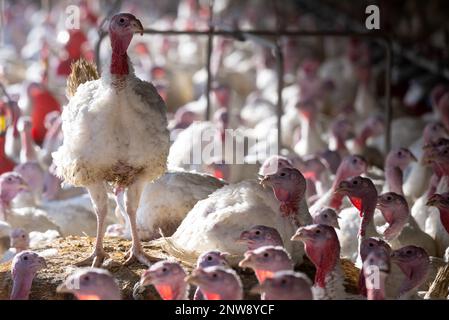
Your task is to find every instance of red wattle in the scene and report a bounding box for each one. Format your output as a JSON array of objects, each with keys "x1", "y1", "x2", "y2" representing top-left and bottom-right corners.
[{"x1": 349, "y1": 197, "x2": 363, "y2": 216}]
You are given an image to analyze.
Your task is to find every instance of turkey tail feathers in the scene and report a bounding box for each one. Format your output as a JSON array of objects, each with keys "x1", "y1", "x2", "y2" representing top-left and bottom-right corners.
[
  {"x1": 66, "y1": 58, "x2": 99, "y2": 98},
  {"x1": 145, "y1": 230, "x2": 198, "y2": 267}
]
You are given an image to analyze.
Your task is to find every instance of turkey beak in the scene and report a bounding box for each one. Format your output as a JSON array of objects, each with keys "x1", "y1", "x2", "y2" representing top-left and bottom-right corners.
[
  {"x1": 236, "y1": 231, "x2": 250, "y2": 244},
  {"x1": 333, "y1": 182, "x2": 349, "y2": 195},
  {"x1": 291, "y1": 227, "x2": 310, "y2": 241},
  {"x1": 131, "y1": 18, "x2": 144, "y2": 35},
  {"x1": 260, "y1": 176, "x2": 273, "y2": 189},
  {"x1": 38, "y1": 256, "x2": 47, "y2": 269},
  {"x1": 332, "y1": 218, "x2": 341, "y2": 230},
  {"x1": 140, "y1": 270, "x2": 154, "y2": 287},
  {"x1": 410, "y1": 153, "x2": 418, "y2": 162}
]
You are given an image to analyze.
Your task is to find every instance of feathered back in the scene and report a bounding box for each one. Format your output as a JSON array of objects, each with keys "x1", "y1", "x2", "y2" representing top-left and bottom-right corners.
[{"x1": 66, "y1": 59, "x2": 99, "y2": 98}]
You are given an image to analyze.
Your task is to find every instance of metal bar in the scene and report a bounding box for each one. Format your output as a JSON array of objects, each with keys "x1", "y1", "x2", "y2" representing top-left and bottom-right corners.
[
  {"x1": 205, "y1": 0, "x2": 215, "y2": 121},
  {"x1": 273, "y1": 0, "x2": 283, "y2": 151},
  {"x1": 382, "y1": 37, "x2": 393, "y2": 153},
  {"x1": 94, "y1": 27, "x2": 392, "y2": 151}
]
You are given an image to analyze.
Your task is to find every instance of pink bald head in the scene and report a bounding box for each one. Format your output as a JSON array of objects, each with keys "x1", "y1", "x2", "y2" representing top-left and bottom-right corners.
[
  {"x1": 14, "y1": 162, "x2": 44, "y2": 196},
  {"x1": 140, "y1": 260, "x2": 188, "y2": 300},
  {"x1": 252, "y1": 270, "x2": 313, "y2": 300},
  {"x1": 330, "y1": 155, "x2": 367, "y2": 210},
  {"x1": 363, "y1": 248, "x2": 390, "y2": 300},
  {"x1": 10, "y1": 251, "x2": 46, "y2": 300},
  {"x1": 312, "y1": 207, "x2": 340, "y2": 229},
  {"x1": 186, "y1": 266, "x2": 243, "y2": 300},
  {"x1": 57, "y1": 268, "x2": 120, "y2": 300},
  {"x1": 291, "y1": 224, "x2": 340, "y2": 288},
  {"x1": 197, "y1": 250, "x2": 230, "y2": 269},
  {"x1": 391, "y1": 245, "x2": 430, "y2": 298},
  {"x1": 238, "y1": 246, "x2": 293, "y2": 284},
  {"x1": 238, "y1": 225, "x2": 284, "y2": 251},
  {"x1": 384, "y1": 148, "x2": 417, "y2": 195}
]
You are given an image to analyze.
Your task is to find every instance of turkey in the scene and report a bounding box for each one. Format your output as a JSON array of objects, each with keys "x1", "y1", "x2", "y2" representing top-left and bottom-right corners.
[
  {"x1": 251, "y1": 270, "x2": 314, "y2": 300},
  {"x1": 129, "y1": 169, "x2": 225, "y2": 240},
  {"x1": 52, "y1": 13, "x2": 170, "y2": 267},
  {"x1": 291, "y1": 224, "x2": 360, "y2": 299},
  {"x1": 238, "y1": 246, "x2": 294, "y2": 285},
  {"x1": 148, "y1": 167, "x2": 312, "y2": 266}
]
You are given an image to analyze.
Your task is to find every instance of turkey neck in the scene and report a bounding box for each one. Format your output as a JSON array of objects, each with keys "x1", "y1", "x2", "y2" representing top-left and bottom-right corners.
[
  {"x1": 10, "y1": 272, "x2": 35, "y2": 300},
  {"x1": 20, "y1": 127, "x2": 37, "y2": 162},
  {"x1": 385, "y1": 165, "x2": 403, "y2": 195}
]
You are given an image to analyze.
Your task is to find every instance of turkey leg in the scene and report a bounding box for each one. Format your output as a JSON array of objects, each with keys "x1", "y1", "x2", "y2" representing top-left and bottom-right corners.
[
  {"x1": 75, "y1": 183, "x2": 110, "y2": 267},
  {"x1": 124, "y1": 179, "x2": 153, "y2": 266}
]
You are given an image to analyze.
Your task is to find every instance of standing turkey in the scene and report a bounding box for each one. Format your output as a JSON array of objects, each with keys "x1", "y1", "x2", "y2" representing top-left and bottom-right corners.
[{"x1": 52, "y1": 13, "x2": 169, "y2": 267}]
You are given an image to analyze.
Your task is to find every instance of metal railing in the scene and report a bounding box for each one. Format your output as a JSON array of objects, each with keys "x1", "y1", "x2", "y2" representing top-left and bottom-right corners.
[{"x1": 94, "y1": 17, "x2": 392, "y2": 152}]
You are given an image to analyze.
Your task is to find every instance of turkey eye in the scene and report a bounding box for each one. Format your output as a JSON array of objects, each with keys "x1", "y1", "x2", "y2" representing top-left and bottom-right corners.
[
  {"x1": 323, "y1": 214, "x2": 328, "y2": 218},
  {"x1": 162, "y1": 268, "x2": 167, "y2": 272},
  {"x1": 353, "y1": 180, "x2": 358, "y2": 185},
  {"x1": 406, "y1": 250, "x2": 412, "y2": 255},
  {"x1": 263, "y1": 253, "x2": 269, "y2": 258},
  {"x1": 84, "y1": 276, "x2": 90, "y2": 281},
  {"x1": 368, "y1": 243, "x2": 374, "y2": 247},
  {"x1": 352, "y1": 159, "x2": 357, "y2": 164},
  {"x1": 207, "y1": 256, "x2": 213, "y2": 261},
  {"x1": 119, "y1": 18, "x2": 125, "y2": 23},
  {"x1": 7, "y1": 177, "x2": 12, "y2": 182},
  {"x1": 255, "y1": 231, "x2": 261, "y2": 235},
  {"x1": 315, "y1": 229, "x2": 321, "y2": 234},
  {"x1": 397, "y1": 151, "x2": 402, "y2": 156},
  {"x1": 23, "y1": 256, "x2": 28, "y2": 260},
  {"x1": 22, "y1": 235, "x2": 25, "y2": 238},
  {"x1": 281, "y1": 279, "x2": 287, "y2": 285},
  {"x1": 212, "y1": 273, "x2": 217, "y2": 278},
  {"x1": 280, "y1": 173, "x2": 286, "y2": 177},
  {"x1": 386, "y1": 196, "x2": 391, "y2": 201}
]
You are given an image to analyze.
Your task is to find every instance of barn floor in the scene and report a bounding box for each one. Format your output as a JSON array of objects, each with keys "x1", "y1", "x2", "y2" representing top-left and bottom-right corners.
[{"x1": 0, "y1": 236, "x2": 360, "y2": 300}]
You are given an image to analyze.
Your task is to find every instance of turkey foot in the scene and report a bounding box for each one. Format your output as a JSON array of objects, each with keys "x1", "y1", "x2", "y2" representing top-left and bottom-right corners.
[
  {"x1": 123, "y1": 246, "x2": 153, "y2": 266},
  {"x1": 75, "y1": 249, "x2": 110, "y2": 268}
]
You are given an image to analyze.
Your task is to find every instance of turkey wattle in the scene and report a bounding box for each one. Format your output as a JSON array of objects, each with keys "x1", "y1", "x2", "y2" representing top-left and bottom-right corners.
[{"x1": 149, "y1": 167, "x2": 312, "y2": 266}]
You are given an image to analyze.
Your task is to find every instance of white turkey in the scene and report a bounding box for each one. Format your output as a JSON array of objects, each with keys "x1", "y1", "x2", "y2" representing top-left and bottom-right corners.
[
  {"x1": 52, "y1": 13, "x2": 170, "y2": 267},
  {"x1": 149, "y1": 167, "x2": 312, "y2": 266}
]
